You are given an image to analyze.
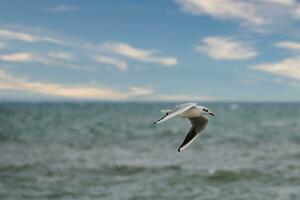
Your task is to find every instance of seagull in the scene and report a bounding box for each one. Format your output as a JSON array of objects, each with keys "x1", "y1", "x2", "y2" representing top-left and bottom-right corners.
[{"x1": 154, "y1": 103, "x2": 214, "y2": 152}]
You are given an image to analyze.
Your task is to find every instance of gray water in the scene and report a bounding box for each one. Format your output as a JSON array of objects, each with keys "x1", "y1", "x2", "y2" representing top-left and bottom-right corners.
[{"x1": 1, "y1": 102, "x2": 300, "y2": 200}]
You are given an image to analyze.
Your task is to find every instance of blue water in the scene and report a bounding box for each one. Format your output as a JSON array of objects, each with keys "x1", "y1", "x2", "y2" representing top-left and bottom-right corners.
[{"x1": 1, "y1": 102, "x2": 300, "y2": 200}]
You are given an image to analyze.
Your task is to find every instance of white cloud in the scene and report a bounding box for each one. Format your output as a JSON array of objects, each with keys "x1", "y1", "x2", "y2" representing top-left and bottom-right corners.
[
  {"x1": 0, "y1": 52, "x2": 80, "y2": 69},
  {"x1": 0, "y1": 52, "x2": 56, "y2": 65},
  {"x1": 0, "y1": 52, "x2": 33, "y2": 62},
  {"x1": 263, "y1": 41, "x2": 300, "y2": 82},
  {"x1": 128, "y1": 86, "x2": 153, "y2": 96},
  {"x1": 0, "y1": 28, "x2": 68, "y2": 45},
  {"x1": 0, "y1": 42, "x2": 5, "y2": 48},
  {"x1": 197, "y1": 36, "x2": 257, "y2": 60},
  {"x1": 292, "y1": 5, "x2": 300, "y2": 19},
  {"x1": 176, "y1": 0, "x2": 267, "y2": 26},
  {"x1": 48, "y1": 51, "x2": 73, "y2": 61},
  {"x1": 275, "y1": 41, "x2": 300, "y2": 51},
  {"x1": 0, "y1": 69, "x2": 27, "y2": 83},
  {"x1": 95, "y1": 55, "x2": 128, "y2": 71},
  {"x1": 0, "y1": 26, "x2": 177, "y2": 71},
  {"x1": 45, "y1": 5, "x2": 78, "y2": 12},
  {"x1": 0, "y1": 69, "x2": 153, "y2": 100},
  {"x1": 100, "y1": 42, "x2": 177, "y2": 66},
  {"x1": 156, "y1": 94, "x2": 213, "y2": 101},
  {"x1": 252, "y1": 57, "x2": 300, "y2": 80},
  {"x1": 264, "y1": 0, "x2": 295, "y2": 5},
  {"x1": 176, "y1": 0, "x2": 300, "y2": 30}
]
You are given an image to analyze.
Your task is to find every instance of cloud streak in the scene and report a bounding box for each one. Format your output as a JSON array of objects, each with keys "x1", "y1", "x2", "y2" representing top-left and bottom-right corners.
[
  {"x1": 176, "y1": 0, "x2": 267, "y2": 26},
  {"x1": 0, "y1": 69, "x2": 153, "y2": 100},
  {"x1": 48, "y1": 52, "x2": 74, "y2": 61},
  {"x1": 0, "y1": 26, "x2": 177, "y2": 71},
  {"x1": 0, "y1": 52, "x2": 34, "y2": 62},
  {"x1": 45, "y1": 5, "x2": 78, "y2": 12},
  {"x1": 155, "y1": 94, "x2": 213, "y2": 101},
  {"x1": 255, "y1": 40, "x2": 300, "y2": 81},
  {"x1": 252, "y1": 57, "x2": 300, "y2": 80},
  {"x1": 0, "y1": 42, "x2": 5, "y2": 48},
  {"x1": 95, "y1": 55, "x2": 128, "y2": 71},
  {"x1": 0, "y1": 28, "x2": 69, "y2": 45},
  {"x1": 0, "y1": 52, "x2": 56, "y2": 64},
  {"x1": 0, "y1": 52, "x2": 81, "y2": 70},
  {"x1": 275, "y1": 41, "x2": 300, "y2": 51},
  {"x1": 197, "y1": 36, "x2": 257, "y2": 60},
  {"x1": 176, "y1": 0, "x2": 300, "y2": 31},
  {"x1": 100, "y1": 42, "x2": 177, "y2": 66}
]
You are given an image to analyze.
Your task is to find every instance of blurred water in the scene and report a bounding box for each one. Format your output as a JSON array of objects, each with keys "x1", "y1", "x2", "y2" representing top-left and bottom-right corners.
[{"x1": 0, "y1": 102, "x2": 300, "y2": 200}]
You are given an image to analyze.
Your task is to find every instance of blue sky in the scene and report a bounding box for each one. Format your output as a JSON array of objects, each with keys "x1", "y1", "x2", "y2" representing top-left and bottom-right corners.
[{"x1": 1, "y1": 0, "x2": 300, "y2": 101}]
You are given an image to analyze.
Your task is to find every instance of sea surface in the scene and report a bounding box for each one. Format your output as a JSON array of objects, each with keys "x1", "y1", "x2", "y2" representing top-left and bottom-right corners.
[{"x1": 1, "y1": 102, "x2": 300, "y2": 200}]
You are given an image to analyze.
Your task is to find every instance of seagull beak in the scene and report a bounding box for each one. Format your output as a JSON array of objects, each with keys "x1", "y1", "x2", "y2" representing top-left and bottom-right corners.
[{"x1": 209, "y1": 112, "x2": 214, "y2": 116}]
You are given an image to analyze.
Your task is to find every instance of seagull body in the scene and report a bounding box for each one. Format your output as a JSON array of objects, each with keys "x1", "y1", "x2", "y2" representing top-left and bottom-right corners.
[{"x1": 154, "y1": 103, "x2": 214, "y2": 152}]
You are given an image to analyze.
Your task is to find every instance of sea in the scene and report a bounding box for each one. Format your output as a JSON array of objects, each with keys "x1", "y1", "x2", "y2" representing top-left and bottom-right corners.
[{"x1": 0, "y1": 102, "x2": 300, "y2": 200}]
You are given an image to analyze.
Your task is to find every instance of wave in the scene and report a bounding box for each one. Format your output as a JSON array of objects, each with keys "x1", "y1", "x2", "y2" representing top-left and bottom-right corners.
[
  {"x1": 0, "y1": 163, "x2": 44, "y2": 173},
  {"x1": 99, "y1": 163, "x2": 182, "y2": 175},
  {"x1": 205, "y1": 168, "x2": 285, "y2": 183}
]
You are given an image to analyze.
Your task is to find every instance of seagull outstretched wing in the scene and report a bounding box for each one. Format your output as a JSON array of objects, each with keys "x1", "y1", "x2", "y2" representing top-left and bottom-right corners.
[
  {"x1": 153, "y1": 103, "x2": 197, "y2": 124},
  {"x1": 178, "y1": 115, "x2": 208, "y2": 152}
]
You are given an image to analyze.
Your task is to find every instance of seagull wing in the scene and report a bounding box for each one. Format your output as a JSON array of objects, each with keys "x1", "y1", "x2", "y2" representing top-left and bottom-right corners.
[
  {"x1": 154, "y1": 103, "x2": 197, "y2": 124},
  {"x1": 178, "y1": 115, "x2": 208, "y2": 152}
]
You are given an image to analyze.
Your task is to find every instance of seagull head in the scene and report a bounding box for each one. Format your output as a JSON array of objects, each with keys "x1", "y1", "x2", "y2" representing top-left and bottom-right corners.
[{"x1": 199, "y1": 106, "x2": 214, "y2": 117}]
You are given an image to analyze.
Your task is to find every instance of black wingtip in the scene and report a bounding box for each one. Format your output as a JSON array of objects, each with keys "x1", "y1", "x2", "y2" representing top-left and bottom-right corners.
[
  {"x1": 153, "y1": 122, "x2": 157, "y2": 125},
  {"x1": 178, "y1": 148, "x2": 181, "y2": 152}
]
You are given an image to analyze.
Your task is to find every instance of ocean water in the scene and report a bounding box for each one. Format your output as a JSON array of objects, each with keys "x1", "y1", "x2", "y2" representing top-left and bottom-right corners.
[{"x1": 1, "y1": 102, "x2": 300, "y2": 200}]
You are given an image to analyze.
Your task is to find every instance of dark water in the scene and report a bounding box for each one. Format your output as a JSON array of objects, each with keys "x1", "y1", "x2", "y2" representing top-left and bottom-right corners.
[{"x1": 1, "y1": 102, "x2": 300, "y2": 200}]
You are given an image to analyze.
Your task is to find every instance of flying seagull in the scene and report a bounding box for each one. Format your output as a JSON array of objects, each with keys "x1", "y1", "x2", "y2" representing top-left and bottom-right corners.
[{"x1": 154, "y1": 103, "x2": 214, "y2": 152}]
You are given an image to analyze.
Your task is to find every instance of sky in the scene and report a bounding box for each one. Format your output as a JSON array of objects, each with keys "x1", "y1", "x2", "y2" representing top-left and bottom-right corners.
[{"x1": 1, "y1": 0, "x2": 300, "y2": 102}]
